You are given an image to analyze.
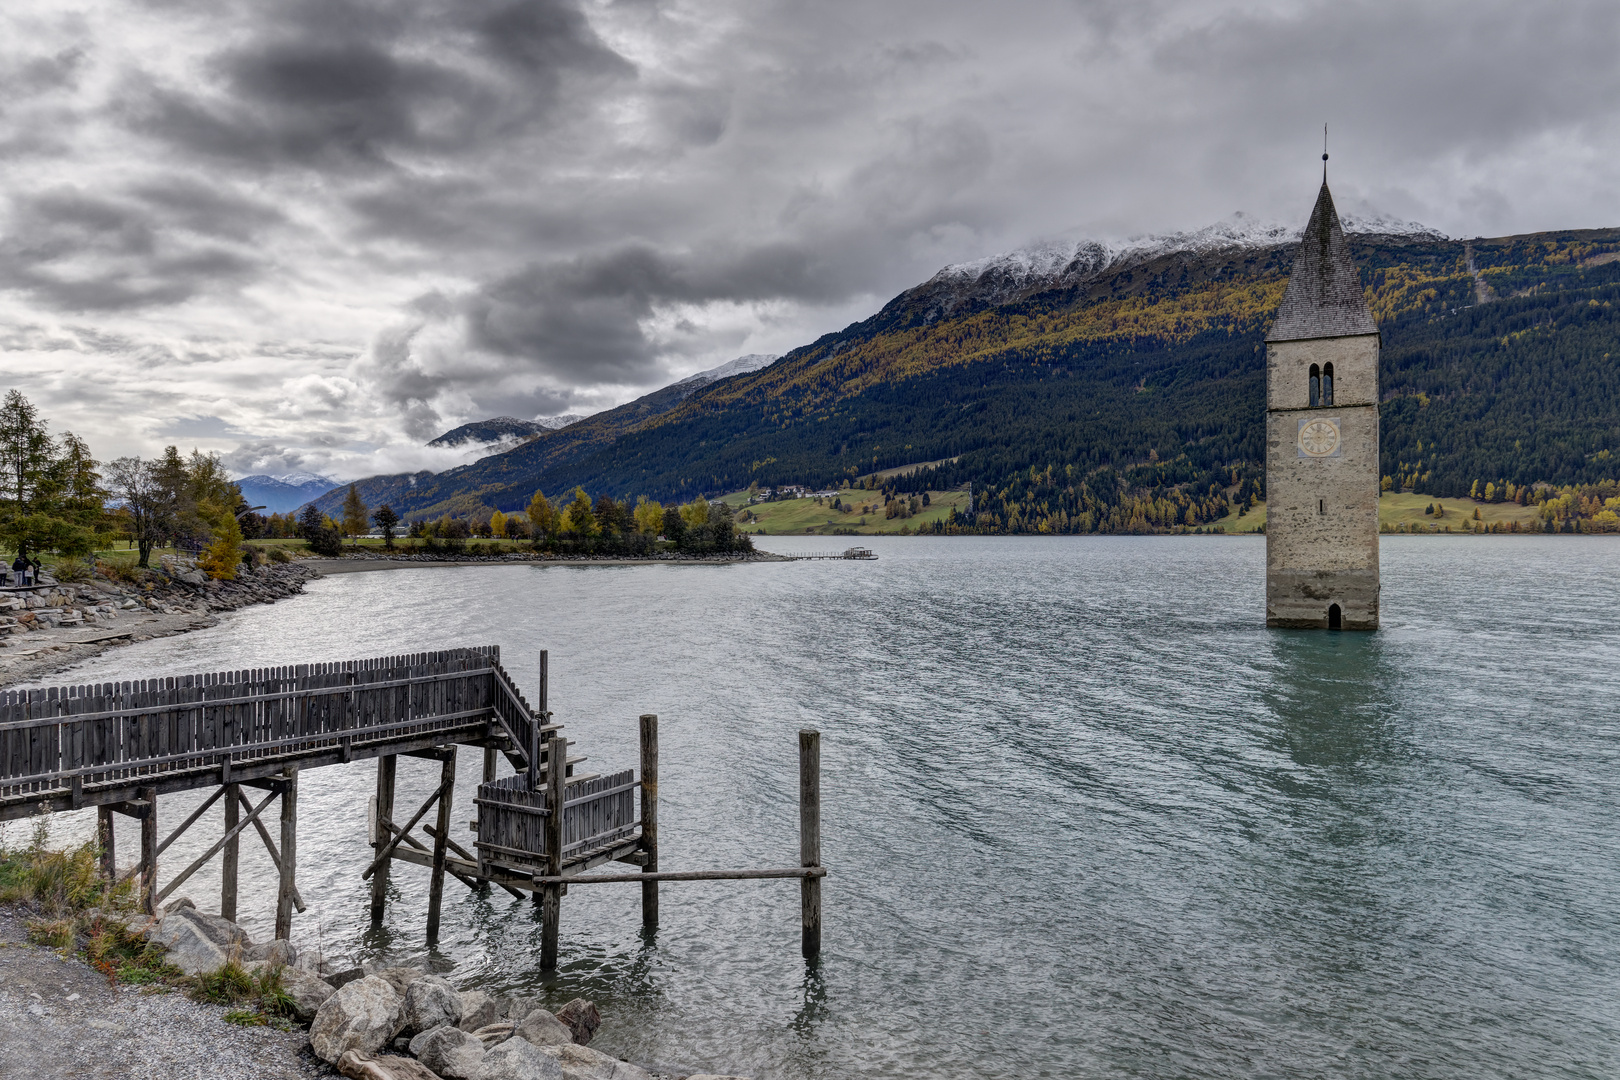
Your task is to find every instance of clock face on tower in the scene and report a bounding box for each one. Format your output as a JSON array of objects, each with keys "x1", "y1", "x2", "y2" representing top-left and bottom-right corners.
[{"x1": 1297, "y1": 417, "x2": 1342, "y2": 458}]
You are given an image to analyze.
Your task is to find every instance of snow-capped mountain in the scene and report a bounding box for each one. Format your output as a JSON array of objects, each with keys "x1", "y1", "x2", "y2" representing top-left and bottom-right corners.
[
  {"x1": 909, "y1": 211, "x2": 1446, "y2": 322},
  {"x1": 674, "y1": 353, "x2": 779, "y2": 388},
  {"x1": 235, "y1": 472, "x2": 340, "y2": 514},
  {"x1": 535, "y1": 413, "x2": 587, "y2": 430}
]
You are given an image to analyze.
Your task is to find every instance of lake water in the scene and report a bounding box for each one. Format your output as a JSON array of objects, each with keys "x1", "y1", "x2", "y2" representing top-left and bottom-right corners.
[{"x1": 12, "y1": 535, "x2": 1620, "y2": 1079}]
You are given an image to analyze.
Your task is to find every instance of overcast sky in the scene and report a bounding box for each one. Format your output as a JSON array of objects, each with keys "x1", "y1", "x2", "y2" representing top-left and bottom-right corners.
[{"x1": 2, "y1": 0, "x2": 1617, "y2": 480}]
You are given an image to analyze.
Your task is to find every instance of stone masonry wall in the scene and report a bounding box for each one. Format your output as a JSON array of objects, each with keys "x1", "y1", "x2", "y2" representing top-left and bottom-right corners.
[{"x1": 1265, "y1": 334, "x2": 1381, "y2": 629}]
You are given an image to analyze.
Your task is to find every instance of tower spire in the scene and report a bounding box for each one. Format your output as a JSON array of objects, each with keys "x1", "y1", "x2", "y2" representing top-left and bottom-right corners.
[
  {"x1": 1266, "y1": 178, "x2": 1377, "y2": 343},
  {"x1": 1323, "y1": 124, "x2": 1328, "y2": 182}
]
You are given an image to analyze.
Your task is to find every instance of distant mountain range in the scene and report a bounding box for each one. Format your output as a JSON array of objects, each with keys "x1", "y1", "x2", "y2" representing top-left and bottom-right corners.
[
  {"x1": 309, "y1": 210, "x2": 1620, "y2": 530},
  {"x1": 235, "y1": 472, "x2": 340, "y2": 514},
  {"x1": 421, "y1": 356, "x2": 779, "y2": 462},
  {"x1": 426, "y1": 415, "x2": 583, "y2": 453}
]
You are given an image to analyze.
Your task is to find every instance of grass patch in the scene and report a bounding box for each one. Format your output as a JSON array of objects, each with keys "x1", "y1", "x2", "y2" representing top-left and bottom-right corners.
[
  {"x1": 190, "y1": 960, "x2": 297, "y2": 1028},
  {"x1": 1205, "y1": 493, "x2": 1547, "y2": 535},
  {"x1": 733, "y1": 486, "x2": 970, "y2": 536}
]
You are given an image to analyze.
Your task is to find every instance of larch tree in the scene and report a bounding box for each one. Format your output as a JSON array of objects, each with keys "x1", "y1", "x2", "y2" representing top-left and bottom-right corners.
[
  {"x1": 561, "y1": 487, "x2": 598, "y2": 535},
  {"x1": 526, "y1": 491, "x2": 556, "y2": 539},
  {"x1": 490, "y1": 509, "x2": 507, "y2": 538},
  {"x1": 633, "y1": 496, "x2": 663, "y2": 534},
  {"x1": 341, "y1": 484, "x2": 369, "y2": 538}
]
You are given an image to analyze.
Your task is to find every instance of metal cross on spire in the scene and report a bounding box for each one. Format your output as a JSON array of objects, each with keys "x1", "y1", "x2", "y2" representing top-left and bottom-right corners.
[{"x1": 1323, "y1": 124, "x2": 1329, "y2": 181}]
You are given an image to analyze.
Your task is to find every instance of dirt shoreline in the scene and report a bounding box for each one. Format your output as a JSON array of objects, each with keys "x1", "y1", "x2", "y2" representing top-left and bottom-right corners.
[{"x1": 0, "y1": 904, "x2": 333, "y2": 1080}]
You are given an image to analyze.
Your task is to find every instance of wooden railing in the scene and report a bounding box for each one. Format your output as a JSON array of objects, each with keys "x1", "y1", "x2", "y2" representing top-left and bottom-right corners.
[
  {"x1": 474, "y1": 767, "x2": 639, "y2": 874},
  {"x1": 0, "y1": 647, "x2": 519, "y2": 802}
]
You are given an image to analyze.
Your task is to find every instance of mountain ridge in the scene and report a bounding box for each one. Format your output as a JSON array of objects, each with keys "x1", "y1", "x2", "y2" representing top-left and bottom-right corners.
[{"x1": 310, "y1": 218, "x2": 1620, "y2": 527}]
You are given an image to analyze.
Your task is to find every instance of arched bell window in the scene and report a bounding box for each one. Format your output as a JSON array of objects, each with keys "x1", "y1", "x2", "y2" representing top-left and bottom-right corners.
[
  {"x1": 1322, "y1": 363, "x2": 1334, "y2": 407},
  {"x1": 1309, "y1": 364, "x2": 1321, "y2": 407}
]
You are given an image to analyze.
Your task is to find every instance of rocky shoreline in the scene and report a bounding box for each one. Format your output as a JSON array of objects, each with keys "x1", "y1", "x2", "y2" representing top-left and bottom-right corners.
[
  {"x1": 0, "y1": 561, "x2": 319, "y2": 688},
  {"x1": 2, "y1": 898, "x2": 749, "y2": 1080}
]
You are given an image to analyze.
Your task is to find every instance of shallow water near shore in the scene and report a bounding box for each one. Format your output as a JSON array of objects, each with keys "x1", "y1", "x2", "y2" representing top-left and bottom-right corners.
[{"x1": 13, "y1": 535, "x2": 1620, "y2": 1079}]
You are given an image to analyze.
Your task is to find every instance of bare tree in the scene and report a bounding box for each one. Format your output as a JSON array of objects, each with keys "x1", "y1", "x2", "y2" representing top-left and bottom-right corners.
[{"x1": 105, "y1": 457, "x2": 169, "y2": 567}]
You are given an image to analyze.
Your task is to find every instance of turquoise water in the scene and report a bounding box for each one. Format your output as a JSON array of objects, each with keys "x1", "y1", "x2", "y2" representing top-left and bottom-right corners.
[{"x1": 22, "y1": 536, "x2": 1620, "y2": 1078}]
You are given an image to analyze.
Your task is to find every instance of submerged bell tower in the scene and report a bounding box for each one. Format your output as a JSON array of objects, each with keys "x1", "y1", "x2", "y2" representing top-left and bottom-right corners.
[{"x1": 1264, "y1": 170, "x2": 1380, "y2": 630}]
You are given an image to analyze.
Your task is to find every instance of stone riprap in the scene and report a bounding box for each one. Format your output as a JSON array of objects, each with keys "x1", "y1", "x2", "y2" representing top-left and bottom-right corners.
[
  {"x1": 4, "y1": 895, "x2": 747, "y2": 1080},
  {"x1": 0, "y1": 560, "x2": 317, "y2": 686}
]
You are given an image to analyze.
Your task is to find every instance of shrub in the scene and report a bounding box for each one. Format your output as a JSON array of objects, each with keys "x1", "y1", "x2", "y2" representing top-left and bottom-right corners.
[
  {"x1": 51, "y1": 557, "x2": 92, "y2": 582},
  {"x1": 98, "y1": 558, "x2": 140, "y2": 582},
  {"x1": 303, "y1": 528, "x2": 341, "y2": 557},
  {"x1": 264, "y1": 545, "x2": 292, "y2": 564}
]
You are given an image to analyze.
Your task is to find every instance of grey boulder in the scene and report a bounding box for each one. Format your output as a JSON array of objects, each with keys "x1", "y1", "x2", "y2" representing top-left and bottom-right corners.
[
  {"x1": 150, "y1": 908, "x2": 248, "y2": 975},
  {"x1": 403, "y1": 974, "x2": 463, "y2": 1035},
  {"x1": 277, "y1": 963, "x2": 337, "y2": 1022},
  {"x1": 501, "y1": 995, "x2": 540, "y2": 1021},
  {"x1": 459, "y1": 989, "x2": 504, "y2": 1032},
  {"x1": 246, "y1": 938, "x2": 298, "y2": 967},
  {"x1": 472, "y1": 1023, "x2": 516, "y2": 1047},
  {"x1": 409, "y1": 1023, "x2": 488, "y2": 1080},
  {"x1": 514, "y1": 1008, "x2": 573, "y2": 1047},
  {"x1": 309, "y1": 975, "x2": 405, "y2": 1064},
  {"x1": 473, "y1": 1036, "x2": 563, "y2": 1080},
  {"x1": 376, "y1": 965, "x2": 429, "y2": 998},
  {"x1": 534, "y1": 1043, "x2": 653, "y2": 1080}
]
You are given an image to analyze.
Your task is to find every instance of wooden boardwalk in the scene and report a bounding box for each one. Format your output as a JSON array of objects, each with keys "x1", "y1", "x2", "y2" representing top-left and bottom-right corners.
[{"x1": 0, "y1": 646, "x2": 824, "y2": 967}]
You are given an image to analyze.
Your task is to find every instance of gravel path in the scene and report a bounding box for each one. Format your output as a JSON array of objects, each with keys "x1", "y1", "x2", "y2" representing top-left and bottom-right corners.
[{"x1": 0, "y1": 906, "x2": 335, "y2": 1080}]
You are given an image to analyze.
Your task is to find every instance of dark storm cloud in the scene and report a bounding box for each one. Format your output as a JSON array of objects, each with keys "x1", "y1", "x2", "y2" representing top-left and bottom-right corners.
[
  {"x1": 460, "y1": 239, "x2": 854, "y2": 381},
  {"x1": 0, "y1": 187, "x2": 262, "y2": 311},
  {"x1": 125, "y1": 0, "x2": 633, "y2": 172}
]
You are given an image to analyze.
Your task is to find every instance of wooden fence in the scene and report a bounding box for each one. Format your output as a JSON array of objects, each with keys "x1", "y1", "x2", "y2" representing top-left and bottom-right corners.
[
  {"x1": 0, "y1": 646, "x2": 534, "y2": 805},
  {"x1": 475, "y1": 767, "x2": 639, "y2": 875}
]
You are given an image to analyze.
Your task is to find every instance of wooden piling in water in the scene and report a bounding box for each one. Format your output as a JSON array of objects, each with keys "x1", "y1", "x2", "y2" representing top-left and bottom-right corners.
[
  {"x1": 540, "y1": 729, "x2": 565, "y2": 970},
  {"x1": 221, "y1": 782, "x2": 240, "y2": 922},
  {"x1": 425, "y1": 748, "x2": 457, "y2": 944},
  {"x1": 799, "y1": 729, "x2": 821, "y2": 962},
  {"x1": 370, "y1": 755, "x2": 396, "y2": 920},
  {"x1": 139, "y1": 786, "x2": 158, "y2": 916},
  {"x1": 639, "y1": 713, "x2": 659, "y2": 932},
  {"x1": 275, "y1": 768, "x2": 298, "y2": 940}
]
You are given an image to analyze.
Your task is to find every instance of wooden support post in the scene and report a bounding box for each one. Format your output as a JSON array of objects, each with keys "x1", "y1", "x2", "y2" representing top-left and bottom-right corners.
[
  {"x1": 97, "y1": 804, "x2": 115, "y2": 882},
  {"x1": 483, "y1": 746, "x2": 497, "y2": 786},
  {"x1": 528, "y1": 651, "x2": 548, "y2": 792},
  {"x1": 370, "y1": 754, "x2": 396, "y2": 920},
  {"x1": 639, "y1": 713, "x2": 659, "y2": 933},
  {"x1": 540, "y1": 731, "x2": 565, "y2": 970},
  {"x1": 139, "y1": 786, "x2": 158, "y2": 916},
  {"x1": 799, "y1": 729, "x2": 822, "y2": 963},
  {"x1": 275, "y1": 768, "x2": 298, "y2": 941},
  {"x1": 236, "y1": 789, "x2": 307, "y2": 912},
  {"x1": 425, "y1": 748, "x2": 457, "y2": 945},
  {"x1": 221, "y1": 783, "x2": 240, "y2": 922}
]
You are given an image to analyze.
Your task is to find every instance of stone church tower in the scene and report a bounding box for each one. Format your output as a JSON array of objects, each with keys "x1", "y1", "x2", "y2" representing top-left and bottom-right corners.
[{"x1": 1264, "y1": 179, "x2": 1380, "y2": 629}]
